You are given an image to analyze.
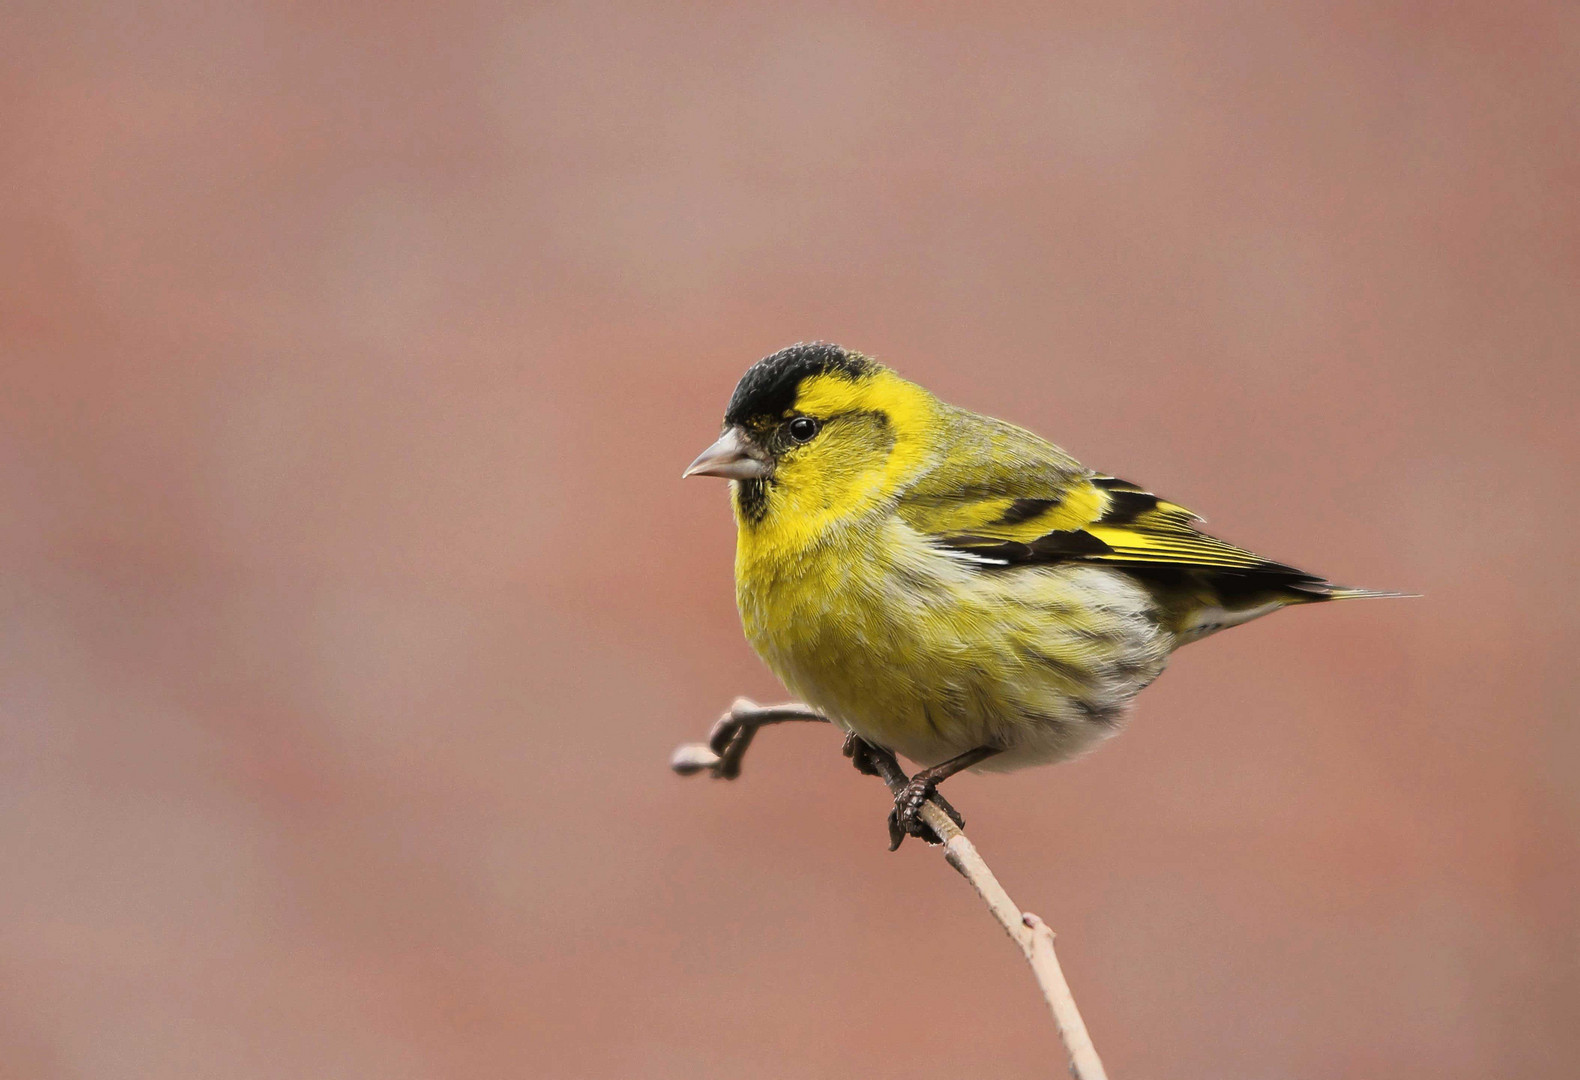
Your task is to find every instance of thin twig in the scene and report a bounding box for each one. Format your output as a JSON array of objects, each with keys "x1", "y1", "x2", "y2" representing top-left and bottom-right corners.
[
  {"x1": 672, "y1": 700, "x2": 1109, "y2": 1080},
  {"x1": 923, "y1": 805, "x2": 1109, "y2": 1080}
]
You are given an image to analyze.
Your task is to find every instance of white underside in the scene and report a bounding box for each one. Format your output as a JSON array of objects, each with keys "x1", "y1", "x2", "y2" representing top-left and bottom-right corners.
[{"x1": 1176, "y1": 601, "x2": 1282, "y2": 644}]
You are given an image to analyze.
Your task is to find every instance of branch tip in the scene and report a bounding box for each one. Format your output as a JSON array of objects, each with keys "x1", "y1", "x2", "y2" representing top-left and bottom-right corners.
[{"x1": 670, "y1": 742, "x2": 721, "y2": 776}]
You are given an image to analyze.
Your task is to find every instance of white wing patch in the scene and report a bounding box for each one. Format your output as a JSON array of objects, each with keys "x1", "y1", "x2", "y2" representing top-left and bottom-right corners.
[{"x1": 932, "y1": 544, "x2": 1010, "y2": 567}]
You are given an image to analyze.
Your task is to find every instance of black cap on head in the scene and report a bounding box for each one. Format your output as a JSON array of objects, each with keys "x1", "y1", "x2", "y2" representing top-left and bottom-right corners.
[{"x1": 724, "y1": 342, "x2": 877, "y2": 426}]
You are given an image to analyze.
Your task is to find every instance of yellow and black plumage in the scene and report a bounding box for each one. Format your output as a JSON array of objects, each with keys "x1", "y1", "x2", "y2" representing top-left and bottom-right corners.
[{"x1": 685, "y1": 343, "x2": 1404, "y2": 841}]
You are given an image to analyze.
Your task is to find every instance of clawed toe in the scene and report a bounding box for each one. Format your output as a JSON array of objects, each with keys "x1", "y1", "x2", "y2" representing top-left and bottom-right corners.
[
  {"x1": 887, "y1": 803, "x2": 938, "y2": 850},
  {"x1": 840, "y1": 737, "x2": 971, "y2": 849},
  {"x1": 897, "y1": 777, "x2": 932, "y2": 830},
  {"x1": 886, "y1": 778, "x2": 965, "y2": 850}
]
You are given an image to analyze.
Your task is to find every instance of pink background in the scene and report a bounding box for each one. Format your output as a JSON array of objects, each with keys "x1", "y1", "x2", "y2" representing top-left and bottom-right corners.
[{"x1": 2, "y1": 4, "x2": 1576, "y2": 1077}]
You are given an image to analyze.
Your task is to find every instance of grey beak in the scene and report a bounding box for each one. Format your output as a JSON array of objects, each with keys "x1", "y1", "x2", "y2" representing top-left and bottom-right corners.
[{"x1": 683, "y1": 426, "x2": 771, "y2": 480}]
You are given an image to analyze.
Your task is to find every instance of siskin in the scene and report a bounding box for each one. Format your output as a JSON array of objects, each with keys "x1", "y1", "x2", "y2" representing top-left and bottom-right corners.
[{"x1": 684, "y1": 343, "x2": 1406, "y2": 844}]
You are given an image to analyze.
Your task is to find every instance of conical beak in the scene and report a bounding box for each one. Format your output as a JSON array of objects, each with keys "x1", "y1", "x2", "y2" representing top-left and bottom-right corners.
[{"x1": 683, "y1": 426, "x2": 771, "y2": 480}]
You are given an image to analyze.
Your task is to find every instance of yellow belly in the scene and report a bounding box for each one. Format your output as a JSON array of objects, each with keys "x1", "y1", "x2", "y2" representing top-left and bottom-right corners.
[{"x1": 735, "y1": 513, "x2": 1172, "y2": 770}]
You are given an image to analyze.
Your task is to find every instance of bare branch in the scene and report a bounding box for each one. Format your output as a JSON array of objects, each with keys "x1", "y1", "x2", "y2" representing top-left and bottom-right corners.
[
  {"x1": 672, "y1": 701, "x2": 1110, "y2": 1080},
  {"x1": 669, "y1": 697, "x2": 827, "y2": 779}
]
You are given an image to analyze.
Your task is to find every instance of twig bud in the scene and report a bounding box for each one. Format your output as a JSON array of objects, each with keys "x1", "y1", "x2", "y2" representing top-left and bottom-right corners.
[{"x1": 670, "y1": 742, "x2": 722, "y2": 776}]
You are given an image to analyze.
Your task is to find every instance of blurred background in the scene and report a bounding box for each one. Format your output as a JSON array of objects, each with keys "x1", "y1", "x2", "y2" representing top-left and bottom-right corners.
[{"x1": 2, "y1": 3, "x2": 1576, "y2": 1078}]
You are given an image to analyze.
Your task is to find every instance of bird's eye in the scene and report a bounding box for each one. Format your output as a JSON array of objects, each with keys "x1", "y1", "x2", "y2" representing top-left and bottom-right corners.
[{"x1": 787, "y1": 416, "x2": 820, "y2": 443}]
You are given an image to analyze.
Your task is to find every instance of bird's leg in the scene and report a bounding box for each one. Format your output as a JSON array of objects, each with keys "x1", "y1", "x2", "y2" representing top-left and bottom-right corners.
[
  {"x1": 889, "y1": 746, "x2": 1002, "y2": 849},
  {"x1": 840, "y1": 736, "x2": 980, "y2": 850},
  {"x1": 669, "y1": 698, "x2": 827, "y2": 780}
]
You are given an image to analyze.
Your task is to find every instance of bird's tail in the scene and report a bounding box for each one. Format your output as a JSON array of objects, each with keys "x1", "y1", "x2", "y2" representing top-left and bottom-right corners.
[
  {"x1": 1287, "y1": 581, "x2": 1420, "y2": 602},
  {"x1": 1169, "y1": 574, "x2": 1415, "y2": 641}
]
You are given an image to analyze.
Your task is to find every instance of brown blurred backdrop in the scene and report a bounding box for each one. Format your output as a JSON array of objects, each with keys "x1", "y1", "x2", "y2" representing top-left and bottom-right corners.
[{"x1": 2, "y1": 3, "x2": 1577, "y2": 1078}]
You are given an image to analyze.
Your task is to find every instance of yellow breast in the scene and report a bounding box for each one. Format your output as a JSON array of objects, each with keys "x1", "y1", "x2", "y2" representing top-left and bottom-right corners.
[{"x1": 735, "y1": 510, "x2": 955, "y2": 756}]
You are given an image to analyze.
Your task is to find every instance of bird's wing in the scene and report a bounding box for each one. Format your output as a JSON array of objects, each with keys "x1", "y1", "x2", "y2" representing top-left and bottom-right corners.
[{"x1": 897, "y1": 413, "x2": 1313, "y2": 579}]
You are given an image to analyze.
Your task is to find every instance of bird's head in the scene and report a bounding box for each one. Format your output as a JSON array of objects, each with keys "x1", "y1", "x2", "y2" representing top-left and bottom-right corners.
[{"x1": 685, "y1": 343, "x2": 937, "y2": 529}]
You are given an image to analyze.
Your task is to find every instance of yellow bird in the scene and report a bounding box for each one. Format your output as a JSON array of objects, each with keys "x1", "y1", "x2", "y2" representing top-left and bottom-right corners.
[{"x1": 685, "y1": 343, "x2": 1405, "y2": 846}]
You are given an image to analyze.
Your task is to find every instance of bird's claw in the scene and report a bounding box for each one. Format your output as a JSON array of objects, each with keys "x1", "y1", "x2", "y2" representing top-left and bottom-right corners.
[
  {"x1": 886, "y1": 777, "x2": 966, "y2": 850},
  {"x1": 841, "y1": 735, "x2": 968, "y2": 849}
]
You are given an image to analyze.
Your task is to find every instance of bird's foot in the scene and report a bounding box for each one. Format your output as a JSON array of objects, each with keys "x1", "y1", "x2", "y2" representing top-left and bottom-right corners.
[
  {"x1": 839, "y1": 734, "x2": 968, "y2": 850},
  {"x1": 886, "y1": 777, "x2": 966, "y2": 850},
  {"x1": 841, "y1": 732, "x2": 884, "y2": 777}
]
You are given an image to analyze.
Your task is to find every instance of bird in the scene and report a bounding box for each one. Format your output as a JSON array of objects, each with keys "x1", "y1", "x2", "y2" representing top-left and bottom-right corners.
[{"x1": 683, "y1": 342, "x2": 1406, "y2": 847}]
